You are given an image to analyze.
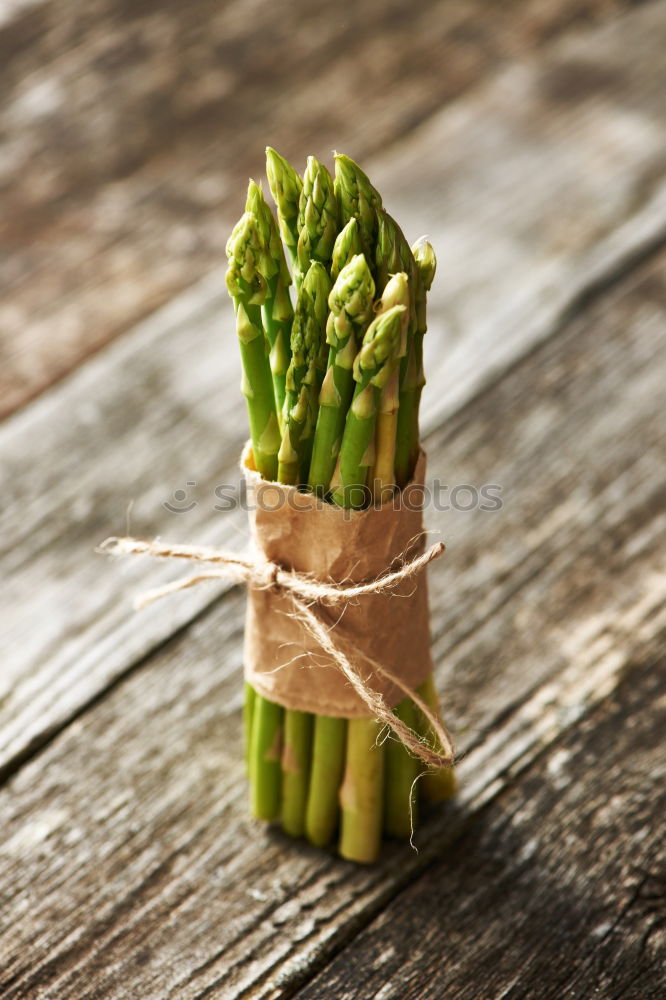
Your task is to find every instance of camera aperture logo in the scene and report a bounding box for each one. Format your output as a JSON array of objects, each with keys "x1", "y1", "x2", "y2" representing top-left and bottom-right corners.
[{"x1": 163, "y1": 481, "x2": 198, "y2": 513}]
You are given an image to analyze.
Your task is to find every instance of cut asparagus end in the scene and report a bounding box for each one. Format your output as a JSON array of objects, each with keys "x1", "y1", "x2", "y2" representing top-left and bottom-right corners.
[
  {"x1": 339, "y1": 718, "x2": 385, "y2": 863},
  {"x1": 281, "y1": 709, "x2": 314, "y2": 837},
  {"x1": 305, "y1": 715, "x2": 347, "y2": 847},
  {"x1": 250, "y1": 695, "x2": 284, "y2": 821}
]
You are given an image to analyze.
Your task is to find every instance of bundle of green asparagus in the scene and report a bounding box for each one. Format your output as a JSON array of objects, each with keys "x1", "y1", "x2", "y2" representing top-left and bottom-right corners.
[{"x1": 226, "y1": 149, "x2": 454, "y2": 863}]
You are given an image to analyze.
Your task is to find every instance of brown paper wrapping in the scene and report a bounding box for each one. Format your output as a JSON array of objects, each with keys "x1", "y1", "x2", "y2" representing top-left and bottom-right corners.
[{"x1": 242, "y1": 443, "x2": 435, "y2": 717}]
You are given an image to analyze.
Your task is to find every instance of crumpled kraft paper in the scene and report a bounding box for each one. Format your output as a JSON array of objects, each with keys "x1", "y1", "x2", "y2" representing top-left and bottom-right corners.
[{"x1": 242, "y1": 443, "x2": 436, "y2": 717}]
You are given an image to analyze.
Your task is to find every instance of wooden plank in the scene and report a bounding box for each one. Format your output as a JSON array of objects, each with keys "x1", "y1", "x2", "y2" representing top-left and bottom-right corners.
[
  {"x1": 293, "y1": 657, "x2": 666, "y2": 1000},
  {"x1": 0, "y1": 248, "x2": 664, "y2": 998},
  {"x1": 0, "y1": 0, "x2": 639, "y2": 417},
  {"x1": 2, "y1": 0, "x2": 666, "y2": 780}
]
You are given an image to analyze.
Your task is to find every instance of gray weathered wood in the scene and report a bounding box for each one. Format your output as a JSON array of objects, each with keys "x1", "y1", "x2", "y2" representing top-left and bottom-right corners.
[
  {"x1": 294, "y1": 657, "x2": 666, "y2": 1000},
  {"x1": 0, "y1": 0, "x2": 639, "y2": 416},
  {"x1": 2, "y1": 0, "x2": 666, "y2": 780},
  {"x1": 0, "y1": 248, "x2": 663, "y2": 998}
]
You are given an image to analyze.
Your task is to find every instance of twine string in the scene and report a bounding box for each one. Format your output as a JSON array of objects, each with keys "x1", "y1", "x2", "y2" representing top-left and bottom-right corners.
[{"x1": 98, "y1": 535, "x2": 454, "y2": 768}]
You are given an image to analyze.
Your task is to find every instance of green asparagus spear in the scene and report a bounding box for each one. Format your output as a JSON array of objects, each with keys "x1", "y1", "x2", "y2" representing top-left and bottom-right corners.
[
  {"x1": 332, "y1": 304, "x2": 405, "y2": 862},
  {"x1": 413, "y1": 240, "x2": 437, "y2": 331},
  {"x1": 274, "y1": 262, "x2": 330, "y2": 834},
  {"x1": 330, "y1": 217, "x2": 363, "y2": 282},
  {"x1": 302, "y1": 261, "x2": 332, "y2": 478},
  {"x1": 305, "y1": 715, "x2": 347, "y2": 847},
  {"x1": 333, "y1": 153, "x2": 382, "y2": 269},
  {"x1": 226, "y1": 211, "x2": 280, "y2": 481},
  {"x1": 330, "y1": 304, "x2": 406, "y2": 510},
  {"x1": 281, "y1": 709, "x2": 314, "y2": 837},
  {"x1": 369, "y1": 272, "x2": 410, "y2": 502},
  {"x1": 384, "y1": 697, "x2": 420, "y2": 838},
  {"x1": 365, "y1": 274, "x2": 422, "y2": 836},
  {"x1": 296, "y1": 156, "x2": 338, "y2": 281},
  {"x1": 308, "y1": 254, "x2": 375, "y2": 496},
  {"x1": 374, "y1": 209, "x2": 412, "y2": 289},
  {"x1": 278, "y1": 303, "x2": 317, "y2": 485},
  {"x1": 244, "y1": 681, "x2": 256, "y2": 771},
  {"x1": 339, "y1": 718, "x2": 385, "y2": 863},
  {"x1": 303, "y1": 252, "x2": 374, "y2": 846},
  {"x1": 249, "y1": 694, "x2": 283, "y2": 820},
  {"x1": 245, "y1": 180, "x2": 293, "y2": 427},
  {"x1": 305, "y1": 258, "x2": 334, "y2": 400},
  {"x1": 416, "y1": 675, "x2": 456, "y2": 801},
  {"x1": 405, "y1": 239, "x2": 437, "y2": 480},
  {"x1": 278, "y1": 262, "x2": 330, "y2": 485},
  {"x1": 375, "y1": 211, "x2": 421, "y2": 487},
  {"x1": 265, "y1": 146, "x2": 303, "y2": 274}
]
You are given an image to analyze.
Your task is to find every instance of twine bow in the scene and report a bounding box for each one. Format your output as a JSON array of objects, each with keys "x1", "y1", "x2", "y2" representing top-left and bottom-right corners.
[{"x1": 98, "y1": 535, "x2": 454, "y2": 768}]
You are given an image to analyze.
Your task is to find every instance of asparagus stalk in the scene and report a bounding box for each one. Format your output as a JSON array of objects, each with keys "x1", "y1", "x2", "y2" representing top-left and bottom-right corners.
[
  {"x1": 375, "y1": 211, "x2": 421, "y2": 488},
  {"x1": 244, "y1": 681, "x2": 256, "y2": 771},
  {"x1": 369, "y1": 272, "x2": 410, "y2": 503},
  {"x1": 228, "y1": 211, "x2": 285, "y2": 823},
  {"x1": 384, "y1": 697, "x2": 420, "y2": 838},
  {"x1": 332, "y1": 305, "x2": 405, "y2": 864},
  {"x1": 330, "y1": 217, "x2": 363, "y2": 283},
  {"x1": 339, "y1": 718, "x2": 385, "y2": 863},
  {"x1": 304, "y1": 251, "x2": 373, "y2": 847},
  {"x1": 245, "y1": 180, "x2": 293, "y2": 427},
  {"x1": 374, "y1": 213, "x2": 398, "y2": 295},
  {"x1": 281, "y1": 709, "x2": 314, "y2": 837},
  {"x1": 413, "y1": 240, "x2": 437, "y2": 338},
  {"x1": 330, "y1": 304, "x2": 406, "y2": 510},
  {"x1": 372, "y1": 364, "x2": 400, "y2": 506},
  {"x1": 374, "y1": 209, "x2": 415, "y2": 294},
  {"x1": 278, "y1": 294, "x2": 318, "y2": 485},
  {"x1": 225, "y1": 211, "x2": 280, "y2": 481},
  {"x1": 278, "y1": 261, "x2": 331, "y2": 485},
  {"x1": 406, "y1": 239, "x2": 437, "y2": 480},
  {"x1": 305, "y1": 263, "x2": 333, "y2": 480},
  {"x1": 275, "y1": 264, "x2": 330, "y2": 835},
  {"x1": 274, "y1": 263, "x2": 331, "y2": 834},
  {"x1": 354, "y1": 273, "x2": 420, "y2": 836},
  {"x1": 297, "y1": 156, "x2": 338, "y2": 282},
  {"x1": 305, "y1": 258, "x2": 334, "y2": 400},
  {"x1": 249, "y1": 694, "x2": 284, "y2": 820},
  {"x1": 308, "y1": 254, "x2": 375, "y2": 496},
  {"x1": 305, "y1": 714, "x2": 347, "y2": 847},
  {"x1": 266, "y1": 146, "x2": 303, "y2": 276},
  {"x1": 333, "y1": 153, "x2": 383, "y2": 271},
  {"x1": 416, "y1": 674, "x2": 456, "y2": 801}
]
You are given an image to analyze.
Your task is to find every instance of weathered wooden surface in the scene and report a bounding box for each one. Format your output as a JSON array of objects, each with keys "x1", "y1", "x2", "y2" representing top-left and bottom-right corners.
[
  {"x1": 2, "y1": 0, "x2": 666, "y2": 783},
  {"x1": 2, "y1": 1, "x2": 666, "y2": 996},
  {"x1": 296, "y1": 657, "x2": 666, "y2": 1000},
  {"x1": 0, "y1": 0, "x2": 650, "y2": 417},
  {"x1": 1, "y1": 247, "x2": 664, "y2": 996}
]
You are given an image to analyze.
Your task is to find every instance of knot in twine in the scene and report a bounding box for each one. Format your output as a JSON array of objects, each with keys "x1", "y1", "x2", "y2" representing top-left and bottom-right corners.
[{"x1": 98, "y1": 535, "x2": 454, "y2": 769}]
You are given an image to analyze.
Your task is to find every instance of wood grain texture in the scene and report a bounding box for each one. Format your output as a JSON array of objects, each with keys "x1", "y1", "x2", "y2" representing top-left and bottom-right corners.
[
  {"x1": 295, "y1": 657, "x2": 666, "y2": 1000},
  {"x1": 2, "y1": 0, "x2": 666, "y2": 781},
  {"x1": 0, "y1": 247, "x2": 664, "y2": 999},
  {"x1": 0, "y1": 0, "x2": 649, "y2": 416}
]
